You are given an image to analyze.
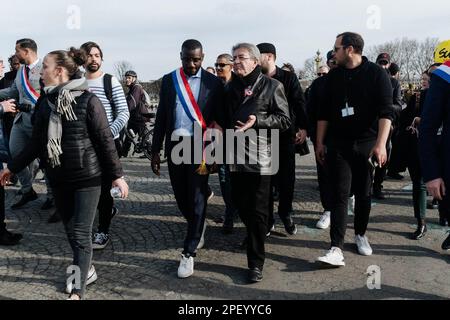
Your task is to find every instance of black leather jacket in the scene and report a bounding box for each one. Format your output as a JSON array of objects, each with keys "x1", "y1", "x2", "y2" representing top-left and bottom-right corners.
[{"x1": 225, "y1": 71, "x2": 291, "y2": 174}]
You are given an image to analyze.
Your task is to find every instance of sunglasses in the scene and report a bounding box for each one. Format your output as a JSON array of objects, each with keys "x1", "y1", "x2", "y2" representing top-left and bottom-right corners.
[
  {"x1": 378, "y1": 60, "x2": 389, "y2": 66},
  {"x1": 215, "y1": 63, "x2": 231, "y2": 68}
]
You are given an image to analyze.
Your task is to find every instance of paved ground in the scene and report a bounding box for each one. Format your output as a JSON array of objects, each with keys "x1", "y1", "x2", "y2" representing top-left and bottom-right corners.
[{"x1": 1, "y1": 147, "x2": 450, "y2": 300}]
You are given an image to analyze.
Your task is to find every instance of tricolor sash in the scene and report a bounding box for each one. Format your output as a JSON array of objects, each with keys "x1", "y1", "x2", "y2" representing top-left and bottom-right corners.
[
  {"x1": 172, "y1": 68, "x2": 206, "y2": 130},
  {"x1": 20, "y1": 66, "x2": 40, "y2": 105},
  {"x1": 434, "y1": 60, "x2": 450, "y2": 84}
]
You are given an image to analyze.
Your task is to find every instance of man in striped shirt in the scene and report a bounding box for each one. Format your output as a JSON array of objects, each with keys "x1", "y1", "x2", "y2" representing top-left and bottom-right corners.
[{"x1": 81, "y1": 42, "x2": 129, "y2": 250}]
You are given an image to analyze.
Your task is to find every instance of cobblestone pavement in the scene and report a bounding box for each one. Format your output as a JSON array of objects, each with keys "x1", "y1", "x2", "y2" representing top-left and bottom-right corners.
[{"x1": 1, "y1": 148, "x2": 450, "y2": 300}]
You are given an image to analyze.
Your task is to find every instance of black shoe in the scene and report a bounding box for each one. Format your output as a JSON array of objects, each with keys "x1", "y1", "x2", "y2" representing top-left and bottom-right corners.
[
  {"x1": 41, "y1": 198, "x2": 54, "y2": 210},
  {"x1": 281, "y1": 215, "x2": 298, "y2": 236},
  {"x1": 47, "y1": 211, "x2": 62, "y2": 224},
  {"x1": 0, "y1": 230, "x2": 23, "y2": 246},
  {"x1": 412, "y1": 224, "x2": 427, "y2": 240},
  {"x1": 439, "y1": 217, "x2": 448, "y2": 227},
  {"x1": 427, "y1": 200, "x2": 439, "y2": 210},
  {"x1": 11, "y1": 189, "x2": 38, "y2": 210},
  {"x1": 373, "y1": 187, "x2": 386, "y2": 200},
  {"x1": 387, "y1": 172, "x2": 404, "y2": 180},
  {"x1": 441, "y1": 232, "x2": 450, "y2": 250},
  {"x1": 248, "y1": 267, "x2": 263, "y2": 283}
]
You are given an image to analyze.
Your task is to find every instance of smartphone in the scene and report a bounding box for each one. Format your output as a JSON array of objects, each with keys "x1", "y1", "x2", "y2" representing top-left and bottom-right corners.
[{"x1": 368, "y1": 155, "x2": 379, "y2": 168}]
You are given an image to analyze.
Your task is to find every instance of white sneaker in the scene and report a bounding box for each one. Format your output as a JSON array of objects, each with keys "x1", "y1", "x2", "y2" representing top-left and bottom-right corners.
[
  {"x1": 316, "y1": 211, "x2": 331, "y2": 229},
  {"x1": 316, "y1": 247, "x2": 345, "y2": 267},
  {"x1": 348, "y1": 196, "x2": 355, "y2": 216},
  {"x1": 355, "y1": 235, "x2": 373, "y2": 256},
  {"x1": 197, "y1": 223, "x2": 206, "y2": 250},
  {"x1": 177, "y1": 254, "x2": 194, "y2": 278},
  {"x1": 65, "y1": 265, "x2": 98, "y2": 294}
]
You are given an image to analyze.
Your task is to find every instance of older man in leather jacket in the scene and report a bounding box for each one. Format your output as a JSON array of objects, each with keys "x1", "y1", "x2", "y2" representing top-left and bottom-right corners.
[{"x1": 224, "y1": 43, "x2": 291, "y2": 283}]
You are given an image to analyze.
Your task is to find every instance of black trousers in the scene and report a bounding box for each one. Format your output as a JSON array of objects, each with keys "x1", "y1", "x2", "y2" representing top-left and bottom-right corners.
[
  {"x1": 268, "y1": 143, "x2": 296, "y2": 226},
  {"x1": 97, "y1": 138, "x2": 122, "y2": 234},
  {"x1": 168, "y1": 157, "x2": 209, "y2": 256},
  {"x1": 405, "y1": 137, "x2": 427, "y2": 220},
  {"x1": 231, "y1": 172, "x2": 271, "y2": 270},
  {"x1": 0, "y1": 186, "x2": 5, "y2": 232},
  {"x1": 313, "y1": 142, "x2": 333, "y2": 212},
  {"x1": 122, "y1": 121, "x2": 145, "y2": 157},
  {"x1": 327, "y1": 140, "x2": 376, "y2": 249}
]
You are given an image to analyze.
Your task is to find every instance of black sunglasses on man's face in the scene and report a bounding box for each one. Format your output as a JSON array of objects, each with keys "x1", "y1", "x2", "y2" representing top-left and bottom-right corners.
[{"x1": 215, "y1": 63, "x2": 231, "y2": 69}]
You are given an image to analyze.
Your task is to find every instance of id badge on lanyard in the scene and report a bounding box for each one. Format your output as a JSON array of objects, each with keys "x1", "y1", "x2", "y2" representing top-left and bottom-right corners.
[{"x1": 341, "y1": 102, "x2": 355, "y2": 118}]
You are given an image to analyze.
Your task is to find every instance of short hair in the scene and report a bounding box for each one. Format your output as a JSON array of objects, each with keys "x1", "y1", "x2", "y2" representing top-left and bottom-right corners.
[
  {"x1": 217, "y1": 53, "x2": 233, "y2": 63},
  {"x1": 181, "y1": 39, "x2": 203, "y2": 52},
  {"x1": 8, "y1": 54, "x2": 18, "y2": 65},
  {"x1": 16, "y1": 38, "x2": 37, "y2": 53},
  {"x1": 336, "y1": 32, "x2": 364, "y2": 55},
  {"x1": 232, "y1": 43, "x2": 260, "y2": 63},
  {"x1": 282, "y1": 63, "x2": 295, "y2": 73},
  {"x1": 80, "y1": 41, "x2": 104, "y2": 59}
]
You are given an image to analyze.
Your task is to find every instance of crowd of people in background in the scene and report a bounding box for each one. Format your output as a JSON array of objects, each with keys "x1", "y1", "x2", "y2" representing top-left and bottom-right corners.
[{"x1": 0, "y1": 32, "x2": 449, "y2": 300}]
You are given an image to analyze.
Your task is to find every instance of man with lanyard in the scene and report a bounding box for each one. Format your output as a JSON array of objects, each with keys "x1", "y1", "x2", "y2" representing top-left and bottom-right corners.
[
  {"x1": 151, "y1": 39, "x2": 224, "y2": 279},
  {"x1": 315, "y1": 32, "x2": 394, "y2": 267},
  {"x1": 0, "y1": 39, "x2": 41, "y2": 209}
]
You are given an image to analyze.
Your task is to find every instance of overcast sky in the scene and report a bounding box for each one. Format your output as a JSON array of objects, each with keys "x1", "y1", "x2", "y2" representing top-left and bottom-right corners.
[{"x1": 1, "y1": 0, "x2": 449, "y2": 80}]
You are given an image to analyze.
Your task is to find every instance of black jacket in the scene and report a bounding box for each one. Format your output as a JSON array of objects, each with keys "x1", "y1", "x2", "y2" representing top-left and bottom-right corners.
[
  {"x1": 272, "y1": 67, "x2": 307, "y2": 142},
  {"x1": 318, "y1": 57, "x2": 394, "y2": 142},
  {"x1": 390, "y1": 76, "x2": 403, "y2": 126},
  {"x1": 225, "y1": 69, "x2": 291, "y2": 174},
  {"x1": 126, "y1": 83, "x2": 147, "y2": 126},
  {"x1": 152, "y1": 69, "x2": 225, "y2": 157},
  {"x1": 8, "y1": 91, "x2": 123, "y2": 188},
  {"x1": 419, "y1": 74, "x2": 450, "y2": 184},
  {"x1": 305, "y1": 75, "x2": 328, "y2": 142}
]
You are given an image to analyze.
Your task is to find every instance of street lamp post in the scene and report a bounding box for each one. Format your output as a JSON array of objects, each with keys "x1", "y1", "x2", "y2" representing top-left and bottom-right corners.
[{"x1": 315, "y1": 50, "x2": 322, "y2": 73}]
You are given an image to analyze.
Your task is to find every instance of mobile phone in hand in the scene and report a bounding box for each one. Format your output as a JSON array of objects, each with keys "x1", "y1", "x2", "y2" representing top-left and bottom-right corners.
[{"x1": 369, "y1": 155, "x2": 379, "y2": 168}]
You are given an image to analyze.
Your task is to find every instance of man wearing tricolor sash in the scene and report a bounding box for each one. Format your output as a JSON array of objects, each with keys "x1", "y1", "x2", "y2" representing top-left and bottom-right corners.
[
  {"x1": 419, "y1": 42, "x2": 450, "y2": 251},
  {"x1": 0, "y1": 39, "x2": 41, "y2": 209},
  {"x1": 151, "y1": 39, "x2": 224, "y2": 279}
]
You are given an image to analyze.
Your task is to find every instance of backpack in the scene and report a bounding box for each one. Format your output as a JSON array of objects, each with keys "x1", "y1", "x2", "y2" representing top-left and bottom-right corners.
[{"x1": 103, "y1": 73, "x2": 118, "y2": 120}]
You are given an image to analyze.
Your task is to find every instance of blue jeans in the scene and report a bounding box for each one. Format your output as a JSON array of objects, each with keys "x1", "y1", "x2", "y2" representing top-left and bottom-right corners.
[{"x1": 54, "y1": 185, "x2": 101, "y2": 298}]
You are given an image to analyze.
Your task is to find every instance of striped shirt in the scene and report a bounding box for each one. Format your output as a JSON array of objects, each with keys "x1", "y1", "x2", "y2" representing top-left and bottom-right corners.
[{"x1": 87, "y1": 73, "x2": 130, "y2": 139}]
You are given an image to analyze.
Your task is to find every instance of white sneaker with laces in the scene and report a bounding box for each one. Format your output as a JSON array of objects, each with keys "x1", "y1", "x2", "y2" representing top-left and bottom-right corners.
[
  {"x1": 355, "y1": 235, "x2": 373, "y2": 256},
  {"x1": 177, "y1": 254, "x2": 194, "y2": 278},
  {"x1": 316, "y1": 247, "x2": 345, "y2": 267},
  {"x1": 316, "y1": 211, "x2": 331, "y2": 229},
  {"x1": 65, "y1": 265, "x2": 98, "y2": 294},
  {"x1": 197, "y1": 223, "x2": 206, "y2": 250}
]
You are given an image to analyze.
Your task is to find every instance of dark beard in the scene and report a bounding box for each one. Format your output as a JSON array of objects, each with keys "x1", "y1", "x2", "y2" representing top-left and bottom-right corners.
[{"x1": 87, "y1": 64, "x2": 100, "y2": 72}]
